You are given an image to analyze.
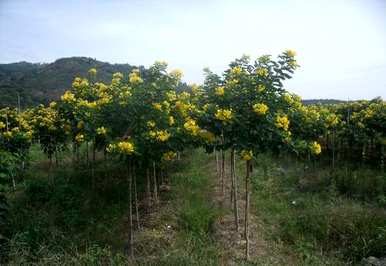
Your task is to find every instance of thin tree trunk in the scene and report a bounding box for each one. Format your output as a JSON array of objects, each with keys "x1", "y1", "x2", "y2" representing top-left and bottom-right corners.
[
  {"x1": 221, "y1": 149, "x2": 225, "y2": 198},
  {"x1": 146, "y1": 167, "x2": 151, "y2": 208},
  {"x1": 86, "y1": 141, "x2": 89, "y2": 166},
  {"x1": 244, "y1": 160, "x2": 251, "y2": 261},
  {"x1": 230, "y1": 149, "x2": 234, "y2": 204},
  {"x1": 215, "y1": 148, "x2": 219, "y2": 173},
  {"x1": 153, "y1": 161, "x2": 159, "y2": 204},
  {"x1": 127, "y1": 161, "x2": 134, "y2": 259},
  {"x1": 133, "y1": 163, "x2": 140, "y2": 230},
  {"x1": 232, "y1": 149, "x2": 239, "y2": 231}
]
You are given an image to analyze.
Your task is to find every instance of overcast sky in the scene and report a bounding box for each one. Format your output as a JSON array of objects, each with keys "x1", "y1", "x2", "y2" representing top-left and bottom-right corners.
[{"x1": 1, "y1": 0, "x2": 385, "y2": 100}]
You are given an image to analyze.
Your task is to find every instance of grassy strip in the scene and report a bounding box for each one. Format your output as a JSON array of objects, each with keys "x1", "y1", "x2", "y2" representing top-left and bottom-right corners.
[{"x1": 134, "y1": 149, "x2": 221, "y2": 265}]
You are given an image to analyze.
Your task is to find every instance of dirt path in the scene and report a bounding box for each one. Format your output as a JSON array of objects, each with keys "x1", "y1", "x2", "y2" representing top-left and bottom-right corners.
[{"x1": 210, "y1": 152, "x2": 297, "y2": 265}]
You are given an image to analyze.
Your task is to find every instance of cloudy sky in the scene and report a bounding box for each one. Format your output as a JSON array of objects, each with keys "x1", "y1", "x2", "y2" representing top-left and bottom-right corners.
[{"x1": 1, "y1": 0, "x2": 385, "y2": 100}]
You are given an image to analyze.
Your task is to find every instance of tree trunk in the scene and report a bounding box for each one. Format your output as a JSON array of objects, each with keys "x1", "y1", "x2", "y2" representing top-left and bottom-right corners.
[
  {"x1": 127, "y1": 161, "x2": 134, "y2": 258},
  {"x1": 221, "y1": 149, "x2": 225, "y2": 198},
  {"x1": 215, "y1": 148, "x2": 219, "y2": 174},
  {"x1": 86, "y1": 141, "x2": 89, "y2": 166},
  {"x1": 153, "y1": 161, "x2": 159, "y2": 204},
  {"x1": 133, "y1": 163, "x2": 140, "y2": 230},
  {"x1": 244, "y1": 160, "x2": 251, "y2": 261},
  {"x1": 232, "y1": 149, "x2": 239, "y2": 231},
  {"x1": 146, "y1": 167, "x2": 151, "y2": 208}
]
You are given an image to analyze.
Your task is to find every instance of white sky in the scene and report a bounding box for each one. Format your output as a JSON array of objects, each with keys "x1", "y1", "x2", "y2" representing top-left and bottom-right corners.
[{"x1": 1, "y1": 0, "x2": 385, "y2": 100}]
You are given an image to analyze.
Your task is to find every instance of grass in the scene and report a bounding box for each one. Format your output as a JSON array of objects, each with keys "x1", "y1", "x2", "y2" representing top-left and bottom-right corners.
[{"x1": 249, "y1": 153, "x2": 386, "y2": 265}]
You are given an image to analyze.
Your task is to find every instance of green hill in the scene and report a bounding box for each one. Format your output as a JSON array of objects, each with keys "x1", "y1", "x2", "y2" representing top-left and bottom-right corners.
[{"x1": 0, "y1": 57, "x2": 141, "y2": 108}]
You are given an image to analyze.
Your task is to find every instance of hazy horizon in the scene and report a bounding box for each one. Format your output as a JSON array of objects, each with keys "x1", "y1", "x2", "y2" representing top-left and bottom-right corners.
[{"x1": 1, "y1": 0, "x2": 385, "y2": 100}]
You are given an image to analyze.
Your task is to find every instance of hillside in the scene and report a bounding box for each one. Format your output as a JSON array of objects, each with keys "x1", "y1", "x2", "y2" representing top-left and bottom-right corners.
[{"x1": 0, "y1": 57, "x2": 141, "y2": 108}]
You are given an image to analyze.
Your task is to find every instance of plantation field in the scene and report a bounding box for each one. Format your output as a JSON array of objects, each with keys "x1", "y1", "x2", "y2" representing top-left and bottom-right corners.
[{"x1": 1, "y1": 52, "x2": 385, "y2": 265}]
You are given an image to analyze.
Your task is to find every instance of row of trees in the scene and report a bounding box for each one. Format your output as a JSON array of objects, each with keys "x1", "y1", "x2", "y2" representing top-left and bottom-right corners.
[{"x1": 1, "y1": 50, "x2": 385, "y2": 260}]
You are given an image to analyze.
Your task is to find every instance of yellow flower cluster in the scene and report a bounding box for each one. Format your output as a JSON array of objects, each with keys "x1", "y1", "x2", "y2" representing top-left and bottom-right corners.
[
  {"x1": 129, "y1": 69, "x2": 143, "y2": 84},
  {"x1": 168, "y1": 116, "x2": 175, "y2": 126},
  {"x1": 326, "y1": 114, "x2": 339, "y2": 128},
  {"x1": 275, "y1": 115, "x2": 290, "y2": 131},
  {"x1": 149, "y1": 130, "x2": 170, "y2": 142},
  {"x1": 78, "y1": 100, "x2": 97, "y2": 109},
  {"x1": 166, "y1": 91, "x2": 177, "y2": 101},
  {"x1": 215, "y1": 109, "x2": 233, "y2": 122},
  {"x1": 256, "y1": 67, "x2": 268, "y2": 77},
  {"x1": 88, "y1": 68, "x2": 97, "y2": 76},
  {"x1": 96, "y1": 126, "x2": 107, "y2": 135},
  {"x1": 162, "y1": 151, "x2": 176, "y2": 161},
  {"x1": 253, "y1": 103, "x2": 269, "y2": 115},
  {"x1": 215, "y1": 86, "x2": 225, "y2": 96},
  {"x1": 152, "y1": 103, "x2": 162, "y2": 111},
  {"x1": 257, "y1": 84, "x2": 266, "y2": 92},
  {"x1": 3, "y1": 131, "x2": 12, "y2": 138},
  {"x1": 75, "y1": 134, "x2": 84, "y2": 143},
  {"x1": 113, "y1": 72, "x2": 124, "y2": 79},
  {"x1": 198, "y1": 129, "x2": 215, "y2": 142},
  {"x1": 310, "y1": 141, "x2": 321, "y2": 155},
  {"x1": 0, "y1": 121, "x2": 5, "y2": 129},
  {"x1": 170, "y1": 69, "x2": 183, "y2": 80},
  {"x1": 285, "y1": 49, "x2": 297, "y2": 58},
  {"x1": 117, "y1": 141, "x2": 135, "y2": 155},
  {"x1": 147, "y1": 120, "x2": 156, "y2": 128},
  {"x1": 240, "y1": 150, "x2": 253, "y2": 161},
  {"x1": 61, "y1": 91, "x2": 76, "y2": 103},
  {"x1": 184, "y1": 118, "x2": 200, "y2": 136},
  {"x1": 72, "y1": 77, "x2": 89, "y2": 90},
  {"x1": 230, "y1": 66, "x2": 242, "y2": 75}
]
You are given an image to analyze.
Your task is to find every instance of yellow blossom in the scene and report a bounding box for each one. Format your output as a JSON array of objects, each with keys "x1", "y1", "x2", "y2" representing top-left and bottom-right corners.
[
  {"x1": 253, "y1": 103, "x2": 269, "y2": 115},
  {"x1": 113, "y1": 72, "x2": 123, "y2": 79},
  {"x1": 310, "y1": 141, "x2": 321, "y2": 155},
  {"x1": 230, "y1": 66, "x2": 242, "y2": 75},
  {"x1": 155, "y1": 130, "x2": 170, "y2": 142},
  {"x1": 3, "y1": 131, "x2": 12, "y2": 138},
  {"x1": 257, "y1": 84, "x2": 266, "y2": 92},
  {"x1": 129, "y1": 70, "x2": 143, "y2": 84},
  {"x1": 147, "y1": 121, "x2": 156, "y2": 128},
  {"x1": 0, "y1": 121, "x2": 5, "y2": 129},
  {"x1": 152, "y1": 103, "x2": 162, "y2": 111},
  {"x1": 75, "y1": 134, "x2": 84, "y2": 143},
  {"x1": 215, "y1": 86, "x2": 225, "y2": 96},
  {"x1": 96, "y1": 127, "x2": 107, "y2": 135},
  {"x1": 61, "y1": 91, "x2": 76, "y2": 103},
  {"x1": 168, "y1": 116, "x2": 175, "y2": 126},
  {"x1": 163, "y1": 151, "x2": 176, "y2": 161},
  {"x1": 170, "y1": 69, "x2": 183, "y2": 80},
  {"x1": 285, "y1": 49, "x2": 297, "y2": 57},
  {"x1": 215, "y1": 109, "x2": 233, "y2": 122},
  {"x1": 166, "y1": 91, "x2": 177, "y2": 101},
  {"x1": 275, "y1": 115, "x2": 290, "y2": 131},
  {"x1": 184, "y1": 118, "x2": 200, "y2": 136},
  {"x1": 117, "y1": 141, "x2": 135, "y2": 155},
  {"x1": 88, "y1": 68, "x2": 97, "y2": 76},
  {"x1": 198, "y1": 129, "x2": 215, "y2": 142},
  {"x1": 256, "y1": 67, "x2": 268, "y2": 77},
  {"x1": 240, "y1": 150, "x2": 253, "y2": 161}
]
